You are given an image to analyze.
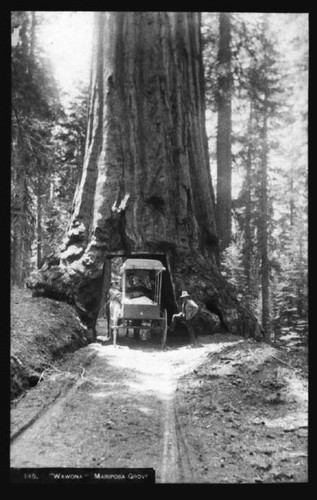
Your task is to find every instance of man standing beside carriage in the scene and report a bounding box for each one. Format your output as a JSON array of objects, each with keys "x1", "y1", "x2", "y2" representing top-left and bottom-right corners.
[{"x1": 170, "y1": 291, "x2": 199, "y2": 344}]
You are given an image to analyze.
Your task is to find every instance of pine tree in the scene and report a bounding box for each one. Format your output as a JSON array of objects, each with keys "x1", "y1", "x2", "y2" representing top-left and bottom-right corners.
[
  {"x1": 216, "y1": 12, "x2": 232, "y2": 252},
  {"x1": 43, "y1": 86, "x2": 89, "y2": 256},
  {"x1": 11, "y1": 11, "x2": 63, "y2": 282},
  {"x1": 204, "y1": 13, "x2": 308, "y2": 340}
]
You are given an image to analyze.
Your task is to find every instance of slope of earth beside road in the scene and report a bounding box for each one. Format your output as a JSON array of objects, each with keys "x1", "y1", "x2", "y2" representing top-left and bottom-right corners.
[
  {"x1": 176, "y1": 338, "x2": 308, "y2": 483},
  {"x1": 10, "y1": 286, "x2": 91, "y2": 400}
]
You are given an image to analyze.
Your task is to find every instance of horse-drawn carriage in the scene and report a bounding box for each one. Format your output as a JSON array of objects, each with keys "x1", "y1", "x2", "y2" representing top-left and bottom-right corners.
[{"x1": 108, "y1": 258, "x2": 168, "y2": 348}]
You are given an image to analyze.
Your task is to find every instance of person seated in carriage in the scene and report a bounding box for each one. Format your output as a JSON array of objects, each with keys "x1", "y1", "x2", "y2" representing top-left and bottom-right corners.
[{"x1": 126, "y1": 272, "x2": 155, "y2": 302}]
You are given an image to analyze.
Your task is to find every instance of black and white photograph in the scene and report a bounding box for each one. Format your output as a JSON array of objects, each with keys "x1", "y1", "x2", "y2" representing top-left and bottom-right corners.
[{"x1": 10, "y1": 11, "x2": 308, "y2": 484}]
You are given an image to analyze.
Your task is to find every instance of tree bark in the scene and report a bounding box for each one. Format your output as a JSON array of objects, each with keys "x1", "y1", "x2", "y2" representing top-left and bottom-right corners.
[
  {"x1": 244, "y1": 101, "x2": 253, "y2": 305},
  {"x1": 289, "y1": 160, "x2": 295, "y2": 228},
  {"x1": 260, "y1": 96, "x2": 270, "y2": 340},
  {"x1": 11, "y1": 126, "x2": 30, "y2": 286},
  {"x1": 36, "y1": 167, "x2": 42, "y2": 269},
  {"x1": 216, "y1": 12, "x2": 232, "y2": 253},
  {"x1": 28, "y1": 12, "x2": 261, "y2": 340}
]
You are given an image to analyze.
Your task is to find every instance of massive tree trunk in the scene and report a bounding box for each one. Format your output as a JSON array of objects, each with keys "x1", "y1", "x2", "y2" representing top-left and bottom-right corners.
[
  {"x1": 216, "y1": 12, "x2": 232, "y2": 253},
  {"x1": 28, "y1": 12, "x2": 261, "y2": 340}
]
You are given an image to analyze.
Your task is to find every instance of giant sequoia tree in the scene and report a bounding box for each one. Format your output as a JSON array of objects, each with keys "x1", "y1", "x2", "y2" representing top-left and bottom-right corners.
[{"x1": 28, "y1": 12, "x2": 261, "y2": 339}]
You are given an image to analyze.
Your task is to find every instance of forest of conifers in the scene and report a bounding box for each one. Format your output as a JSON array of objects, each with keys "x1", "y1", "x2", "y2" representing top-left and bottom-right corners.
[{"x1": 11, "y1": 12, "x2": 308, "y2": 341}]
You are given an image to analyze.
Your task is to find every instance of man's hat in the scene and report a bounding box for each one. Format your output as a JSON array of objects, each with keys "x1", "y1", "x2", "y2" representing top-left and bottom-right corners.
[{"x1": 180, "y1": 291, "x2": 190, "y2": 299}]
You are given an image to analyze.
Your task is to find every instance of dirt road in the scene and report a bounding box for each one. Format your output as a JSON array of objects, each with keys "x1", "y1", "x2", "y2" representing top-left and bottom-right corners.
[{"x1": 10, "y1": 334, "x2": 308, "y2": 483}]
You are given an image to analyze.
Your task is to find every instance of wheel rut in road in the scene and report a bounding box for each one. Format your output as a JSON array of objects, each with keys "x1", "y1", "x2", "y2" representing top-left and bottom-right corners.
[
  {"x1": 161, "y1": 390, "x2": 179, "y2": 483},
  {"x1": 159, "y1": 375, "x2": 195, "y2": 483}
]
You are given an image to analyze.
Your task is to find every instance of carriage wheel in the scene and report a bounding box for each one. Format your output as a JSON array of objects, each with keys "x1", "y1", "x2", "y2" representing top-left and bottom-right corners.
[{"x1": 161, "y1": 309, "x2": 168, "y2": 349}]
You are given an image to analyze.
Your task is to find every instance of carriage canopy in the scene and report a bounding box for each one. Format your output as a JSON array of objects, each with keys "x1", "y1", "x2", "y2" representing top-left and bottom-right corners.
[{"x1": 122, "y1": 259, "x2": 166, "y2": 271}]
